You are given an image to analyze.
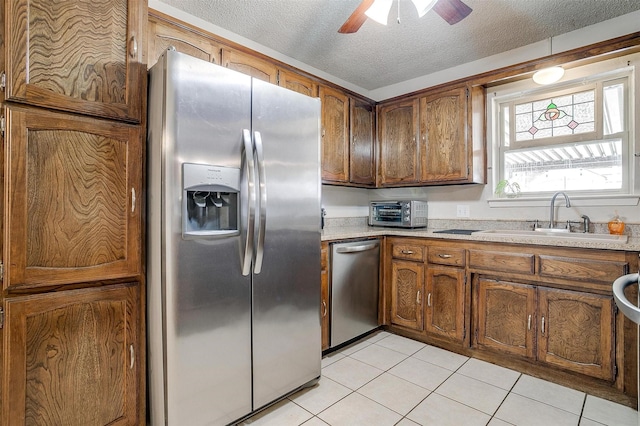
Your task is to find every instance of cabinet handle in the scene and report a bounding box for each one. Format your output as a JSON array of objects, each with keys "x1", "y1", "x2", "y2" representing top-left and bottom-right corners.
[
  {"x1": 131, "y1": 187, "x2": 136, "y2": 213},
  {"x1": 416, "y1": 290, "x2": 421, "y2": 304},
  {"x1": 541, "y1": 316, "x2": 545, "y2": 335},
  {"x1": 129, "y1": 36, "x2": 138, "y2": 58},
  {"x1": 427, "y1": 293, "x2": 432, "y2": 307},
  {"x1": 401, "y1": 250, "x2": 414, "y2": 255},
  {"x1": 129, "y1": 344, "x2": 135, "y2": 369},
  {"x1": 527, "y1": 314, "x2": 531, "y2": 330},
  {"x1": 322, "y1": 300, "x2": 327, "y2": 317},
  {"x1": 437, "y1": 254, "x2": 452, "y2": 259}
]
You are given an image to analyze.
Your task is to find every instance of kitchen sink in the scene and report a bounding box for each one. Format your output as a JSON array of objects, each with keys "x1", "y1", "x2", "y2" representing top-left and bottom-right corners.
[{"x1": 472, "y1": 229, "x2": 628, "y2": 243}]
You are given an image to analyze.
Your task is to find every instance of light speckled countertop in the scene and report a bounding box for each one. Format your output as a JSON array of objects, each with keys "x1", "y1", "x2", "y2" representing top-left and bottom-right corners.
[{"x1": 321, "y1": 220, "x2": 640, "y2": 251}]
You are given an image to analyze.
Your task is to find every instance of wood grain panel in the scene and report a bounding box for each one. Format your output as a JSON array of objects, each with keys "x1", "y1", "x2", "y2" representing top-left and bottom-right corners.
[
  {"x1": 469, "y1": 249, "x2": 535, "y2": 274},
  {"x1": 222, "y1": 47, "x2": 278, "y2": 83},
  {"x1": 3, "y1": 284, "x2": 139, "y2": 426},
  {"x1": 538, "y1": 288, "x2": 614, "y2": 381},
  {"x1": 5, "y1": 106, "x2": 142, "y2": 289},
  {"x1": 420, "y1": 87, "x2": 468, "y2": 182},
  {"x1": 539, "y1": 255, "x2": 628, "y2": 284},
  {"x1": 476, "y1": 279, "x2": 536, "y2": 358},
  {"x1": 378, "y1": 99, "x2": 419, "y2": 185},
  {"x1": 426, "y1": 266, "x2": 465, "y2": 341},
  {"x1": 390, "y1": 260, "x2": 424, "y2": 331},
  {"x1": 349, "y1": 100, "x2": 375, "y2": 185},
  {"x1": 321, "y1": 242, "x2": 330, "y2": 350},
  {"x1": 319, "y1": 86, "x2": 349, "y2": 182},
  {"x1": 27, "y1": 130, "x2": 127, "y2": 268},
  {"x1": 278, "y1": 69, "x2": 318, "y2": 97},
  {"x1": 6, "y1": 0, "x2": 144, "y2": 121}
]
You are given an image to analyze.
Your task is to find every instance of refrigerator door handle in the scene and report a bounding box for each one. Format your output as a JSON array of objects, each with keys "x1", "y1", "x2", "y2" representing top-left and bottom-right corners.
[
  {"x1": 335, "y1": 243, "x2": 379, "y2": 254},
  {"x1": 242, "y1": 129, "x2": 256, "y2": 276},
  {"x1": 253, "y1": 131, "x2": 267, "y2": 274}
]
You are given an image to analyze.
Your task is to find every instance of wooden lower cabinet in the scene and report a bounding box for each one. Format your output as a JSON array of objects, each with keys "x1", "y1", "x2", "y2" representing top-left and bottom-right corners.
[
  {"x1": 390, "y1": 259, "x2": 424, "y2": 331},
  {"x1": 2, "y1": 283, "x2": 141, "y2": 425},
  {"x1": 321, "y1": 242, "x2": 330, "y2": 351},
  {"x1": 425, "y1": 266, "x2": 465, "y2": 342},
  {"x1": 538, "y1": 287, "x2": 614, "y2": 381},
  {"x1": 475, "y1": 278, "x2": 615, "y2": 381}
]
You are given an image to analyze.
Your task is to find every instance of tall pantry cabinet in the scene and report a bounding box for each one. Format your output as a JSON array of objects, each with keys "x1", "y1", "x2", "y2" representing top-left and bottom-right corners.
[{"x1": 0, "y1": 0, "x2": 146, "y2": 424}]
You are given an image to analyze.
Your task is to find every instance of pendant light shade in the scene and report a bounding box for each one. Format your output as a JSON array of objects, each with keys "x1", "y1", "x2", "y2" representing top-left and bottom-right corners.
[
  {"x1": 532, "y1": 66, "x2": 565, "y2": 85},
  {"x1": 411, "y1": 0, "x2": 438, "y2": 17},
  {"x1": 365, "y1": 0, "x2": 393, "y2": 25}
]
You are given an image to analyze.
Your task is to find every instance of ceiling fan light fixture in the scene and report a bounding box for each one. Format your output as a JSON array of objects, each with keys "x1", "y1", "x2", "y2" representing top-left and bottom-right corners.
[
  {"x1": 532, "y1": 66, "x2": 565, "y2": 85},
  {"x1": 365, "y1": 0, "x2": 393, "y2": 25},
  {"x1": 411, "y1": 0, "x2": 438, "y2": 17}
]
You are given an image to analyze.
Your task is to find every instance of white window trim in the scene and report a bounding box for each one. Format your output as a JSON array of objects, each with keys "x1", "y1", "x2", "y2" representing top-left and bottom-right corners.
[{"x1": 486, "y1": 52, "x2": 640, "y2": 208}]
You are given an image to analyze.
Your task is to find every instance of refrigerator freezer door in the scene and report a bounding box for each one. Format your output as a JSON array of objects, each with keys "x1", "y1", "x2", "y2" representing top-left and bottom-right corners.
[
  {"x1": 250, "y1": 79, "x2": 322, "y2": 409},
  {"x1": 147, "y1": 51, "x2": 253, "y2": 426}
]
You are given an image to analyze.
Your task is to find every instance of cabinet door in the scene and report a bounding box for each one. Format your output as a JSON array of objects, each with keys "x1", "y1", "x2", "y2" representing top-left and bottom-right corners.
[
  {"x1": 278, "y1": 69, "x2": 318, "y2": 97},
  {"x1": 537, "y1": 288, "x2": 615, "y2": 381},
  {"x1": 222, "y1": 47, "x2": 278, "y2": 84},
  {"x1": 350, "y1": 100, "x2": 376, "y2": 186},
  {"x1": 390, "y1": 259, "x2": 424, "y2": 331},
  {"x1": 419, "y1": 87, "x2": 468, "y2": 183},
  {"x1": 378, "y1": 99, "x2": 419, "y2": 186},
  {"x1": 321, "y1": 242, "x2": 330, "y2": 350},
  {"x1": 148, "y1": 13, "x2": 222, "y2": 68},
  {"x1": 319, "y1": 86, "x2": 350, "y2": 182},
  {"x1": 475, "y1": 278, "x2": 536, "y2": 358},
  {"x1": 425, "y1": 266, "x2": 465, "y2": 341},
  {"x1": 4, "y1": 106, "x2": 142, "y2": 290},
  {"x1": 5, "y1": 0, "x2": 145, "y2": 122},
  {"x1": 2, "y1": 283, "x2": 140, "y2": 426}
]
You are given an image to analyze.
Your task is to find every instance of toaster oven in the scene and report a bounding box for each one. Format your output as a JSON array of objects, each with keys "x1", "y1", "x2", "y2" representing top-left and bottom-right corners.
[{"x1": 369, "y1": 200, "x2": 428, "y2": 228}]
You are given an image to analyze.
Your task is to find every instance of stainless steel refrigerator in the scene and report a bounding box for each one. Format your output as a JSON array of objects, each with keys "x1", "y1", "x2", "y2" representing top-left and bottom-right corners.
[{"x1": 146, "y1": 50, "x2": 322, "y2": 426}]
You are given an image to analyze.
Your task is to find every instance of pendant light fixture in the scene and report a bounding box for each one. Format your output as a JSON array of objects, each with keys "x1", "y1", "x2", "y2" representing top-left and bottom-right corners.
[
  {"x1": 365, "y1": 0, "x2": 438, "y2": 25},
  {"x1": 532, "y1": 37, "x2": 564, "y2": 85}
]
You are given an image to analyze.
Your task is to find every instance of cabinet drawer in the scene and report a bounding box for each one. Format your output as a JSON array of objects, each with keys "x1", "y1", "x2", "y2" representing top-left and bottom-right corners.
[
  {"x1": 469, "y1": 250, "x2": 535, "y2": 274},
  {"x1": 392, "y1": 243, "x2": 425, "y2": 261},
  {"x1": 539, "y1": 255, "x2": 628, "y2": 284},
  {"x1": 427, "y1": 246, "x2": 465, "y2": 267}
]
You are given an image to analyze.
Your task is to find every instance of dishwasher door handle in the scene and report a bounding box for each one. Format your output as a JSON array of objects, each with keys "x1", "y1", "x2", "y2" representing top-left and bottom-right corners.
[{"x1": 335, "y1": 243, "x2": 379, "y2": 254}]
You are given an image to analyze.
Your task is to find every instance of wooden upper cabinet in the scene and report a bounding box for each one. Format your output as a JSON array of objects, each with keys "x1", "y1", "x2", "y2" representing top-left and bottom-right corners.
[
  {"x1": 2, "y1": 283, "x2": 140, "y2": 425},
  {"x1": 350, "y1": 99, "x2": 376, "y2": 186},
  {"x1": 3, "y1": 105, "x2": 142, "y2": 291},
  {"x1": 319, "y1": 85, "x2": 350, "y2": 183},
  {"x1": 222, "y1": 47, "x2": 278, "y2": 84},
  {"x1": 148, "y1": 13, "x2": 222, "y2": 68},
  {"x1": 4, "y1": 0, "x2": 146, "y2": 123},
  {"x1": 419, "y1": 87, "x2": 468, "y2": 182},
  {"x1": 378, "y1": 99, "x2": 420, "y2": 186},
  {"x1": 278, "y1": 69, "x2": 318, "y2": 97},
  {"x1": 537, "y1": 288, "x2": 615, "y2": 381}
]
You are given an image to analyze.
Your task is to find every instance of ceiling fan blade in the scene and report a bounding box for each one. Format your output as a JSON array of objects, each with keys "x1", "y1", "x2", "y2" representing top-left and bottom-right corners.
[
  {"x1": 338, "y1": 0, "x2": 375, "y2": 33},
  {"x1": 432, "y1": 0, "x2": 472, "y2": 25}
]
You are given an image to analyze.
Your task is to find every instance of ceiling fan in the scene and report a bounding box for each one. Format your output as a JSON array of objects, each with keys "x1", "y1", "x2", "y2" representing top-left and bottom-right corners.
[{"x1": 338, "y1": 0, "x2": 472, "y2": 33}]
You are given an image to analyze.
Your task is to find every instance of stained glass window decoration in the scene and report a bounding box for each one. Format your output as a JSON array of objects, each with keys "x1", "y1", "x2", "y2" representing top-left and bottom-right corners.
[{"x1": 514, "y1": 89, "x2": 595, "y2": 141}]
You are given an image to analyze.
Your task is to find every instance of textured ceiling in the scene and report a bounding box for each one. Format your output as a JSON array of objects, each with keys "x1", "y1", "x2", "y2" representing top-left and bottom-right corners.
[{"x1": 156, "y1": 0, "x2": 640, "y2": 91}]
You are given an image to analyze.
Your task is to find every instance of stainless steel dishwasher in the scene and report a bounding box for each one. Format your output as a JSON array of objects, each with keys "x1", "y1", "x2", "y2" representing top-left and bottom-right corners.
[{"x1": 330, "y1": 239, "x2": 380, "y2": 348}]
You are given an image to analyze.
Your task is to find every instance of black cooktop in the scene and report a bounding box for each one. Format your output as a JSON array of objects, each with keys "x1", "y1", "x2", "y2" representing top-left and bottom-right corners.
[{"x1": 432, "y1": 229, "x2": 480, "y2": 235}]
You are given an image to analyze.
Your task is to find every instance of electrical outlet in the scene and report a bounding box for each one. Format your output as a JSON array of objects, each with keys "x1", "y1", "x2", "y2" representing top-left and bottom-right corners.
[{"x1": 456, "y1": 204, "x2": 470, "y2": 218}]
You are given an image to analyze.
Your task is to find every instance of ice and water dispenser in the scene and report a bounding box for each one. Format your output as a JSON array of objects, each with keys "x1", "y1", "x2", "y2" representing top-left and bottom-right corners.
[{"x1": 182, "y1": 163, "x2": 240, "y2": 237}]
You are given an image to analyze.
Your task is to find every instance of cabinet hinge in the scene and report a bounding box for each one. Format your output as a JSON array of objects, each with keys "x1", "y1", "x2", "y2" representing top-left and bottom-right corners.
[
  {"x1": 463, "y1": 328, "x2": 466, "y2": 340},
  {"x1": 0, "y1": 72, "x2": 5, "y2": 91},
  {"x1": 276, "y1": 70, "x2": 281, "y2": 86},
  {"x1": 466, "y1": 87, "x2": 469, "y2": 98},
  {"x1": 0, "y1": 307, "x2": 4, "y2": 329},
  {"x1": 0, "y1": 261, "x2": 3, "y2": 281},
  {"x1": 0, "y1": 116, "x2": 5, "y2": 137},
  {"x1": 613, "y1": 364, "x2": 618, "y2": 378},
  {"x1": 613, "y1": 303, "x2": 618, "y2": 315}
]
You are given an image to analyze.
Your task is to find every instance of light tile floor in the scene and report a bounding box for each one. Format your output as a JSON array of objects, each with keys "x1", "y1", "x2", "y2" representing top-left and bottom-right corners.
[{"x1": 241, "y1": 331, "x2": 637, "y2": 426}]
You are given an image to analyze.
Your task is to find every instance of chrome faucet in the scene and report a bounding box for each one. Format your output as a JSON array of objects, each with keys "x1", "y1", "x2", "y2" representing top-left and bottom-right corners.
[{"x1": 549, "y1": 192, "x2": 571, "y2": 228}]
